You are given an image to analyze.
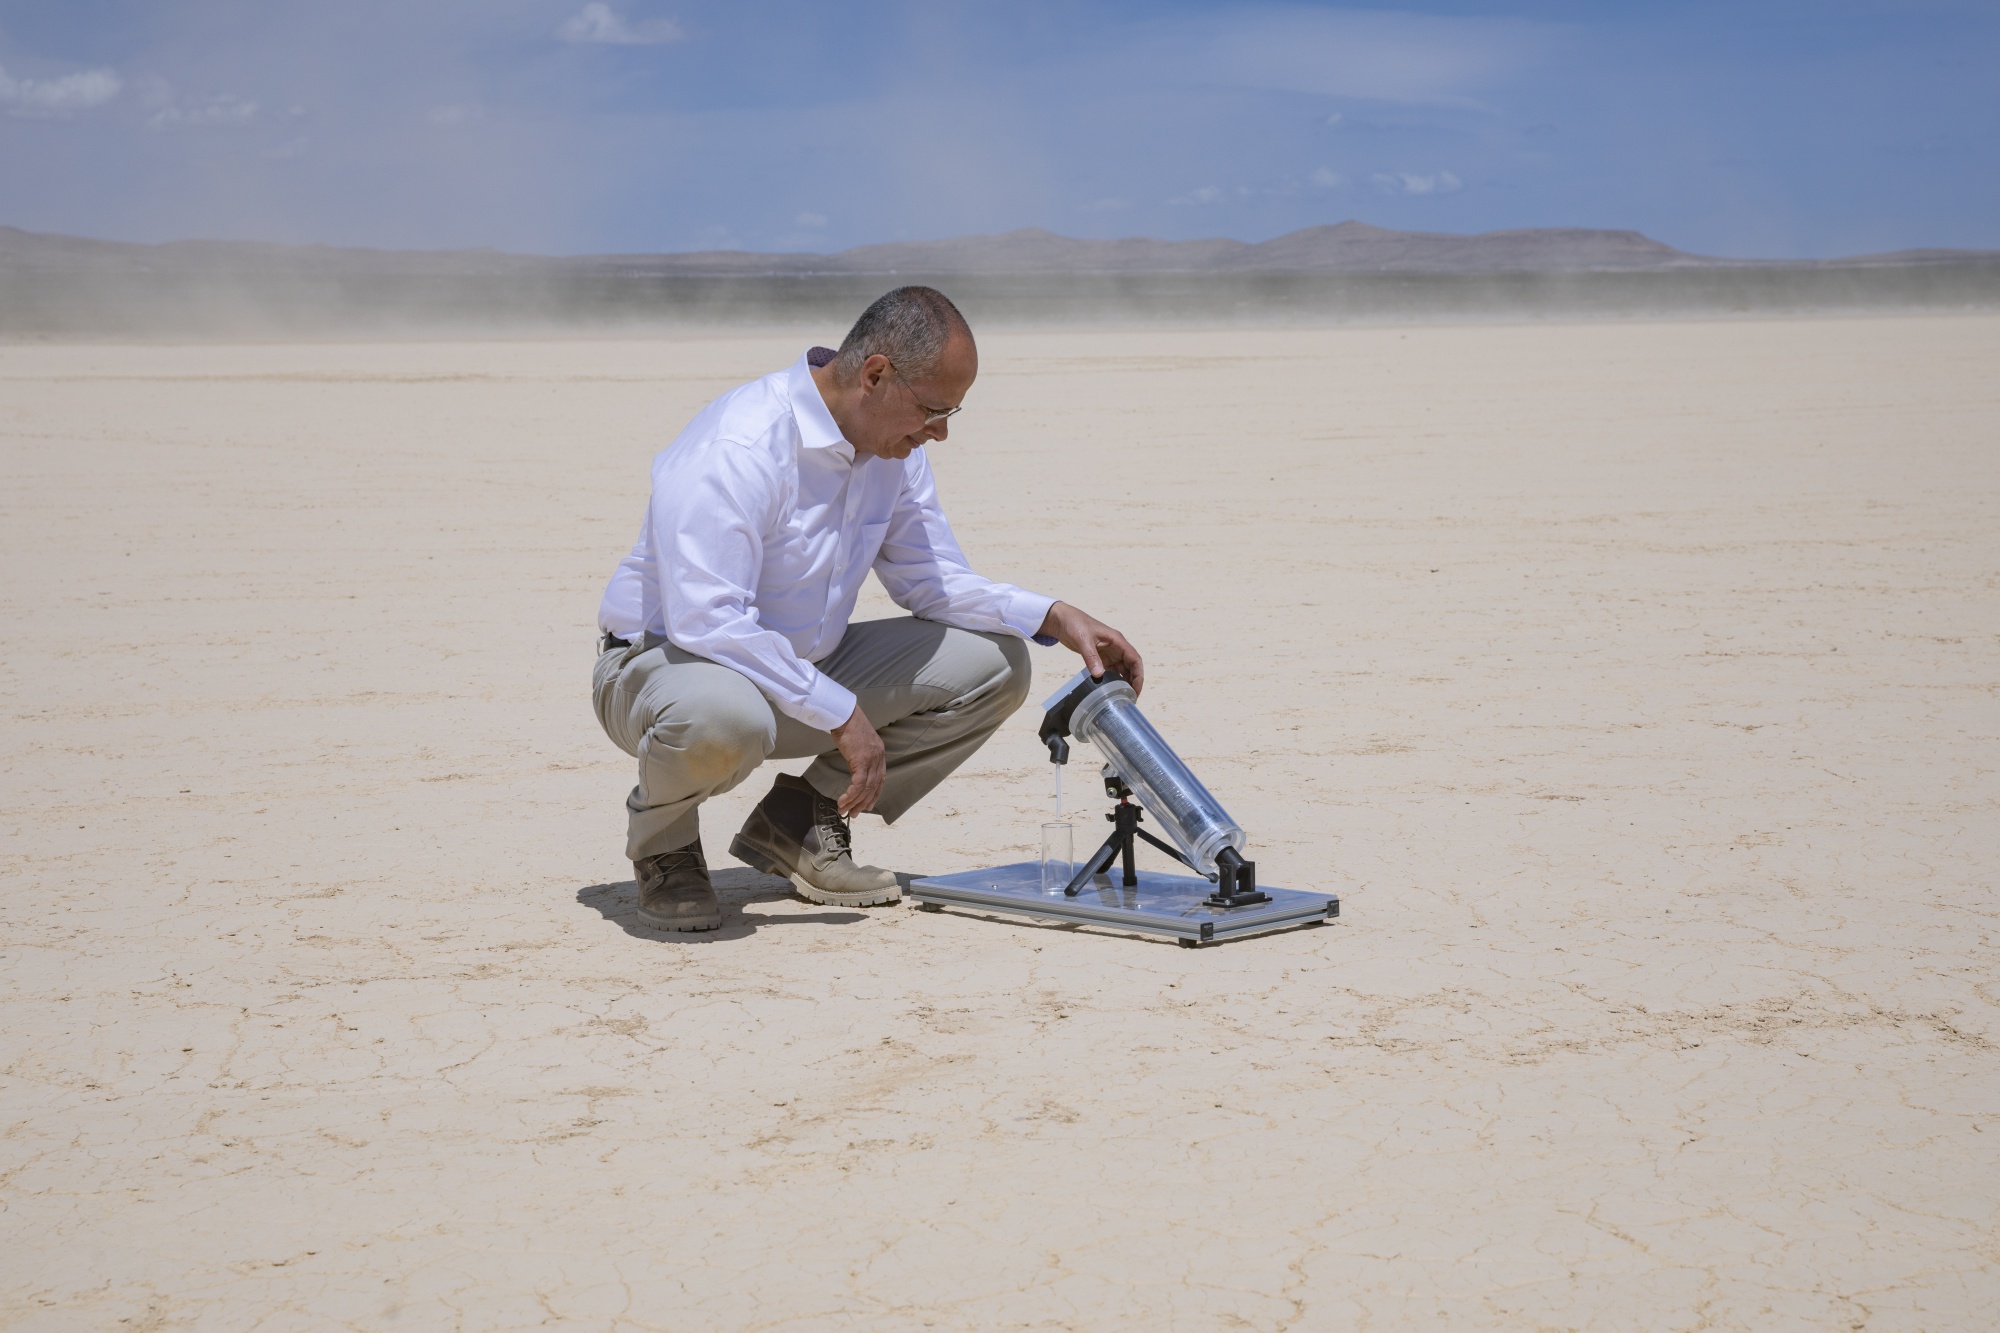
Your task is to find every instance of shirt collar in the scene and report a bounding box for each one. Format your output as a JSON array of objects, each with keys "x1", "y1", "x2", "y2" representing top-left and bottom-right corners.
[{"x1": 789, "y1": 351, "x2": 852, "y2": 456}]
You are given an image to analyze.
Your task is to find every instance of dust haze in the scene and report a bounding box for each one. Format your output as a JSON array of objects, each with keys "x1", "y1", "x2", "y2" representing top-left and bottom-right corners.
[{"x1": 5, "y1": 223, "x2": 1998, "y2": 340}]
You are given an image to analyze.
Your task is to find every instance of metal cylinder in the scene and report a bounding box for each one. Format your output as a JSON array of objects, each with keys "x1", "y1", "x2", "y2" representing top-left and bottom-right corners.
[{"x1": 1069, "y1": 679, "x2": 1246, "y2": 875}]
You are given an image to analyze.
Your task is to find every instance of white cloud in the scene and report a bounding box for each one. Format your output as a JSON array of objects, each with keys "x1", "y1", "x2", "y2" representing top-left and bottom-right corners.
[
  {"x1": 1170, "y1": 185, "x2": 1226, "y2": 206},
  {"x1": 1372, "y1": 170, "x2": 1462, "y2": 195},
  {"x1": 1310, "y1": 167, "x2": 1347, "y2": 188},
  {"x1": 150, "y1": 93, "x2": 259, "y2": 128},
  {"x1": 793, "y1": 211, "x2": 827, "y2": 228},
  {"x1": 0, "y1": 63, "x2": 121, "y2": 118},
  {"x1": 558, "y1": 4, "x2": 685, "y2": 46}
]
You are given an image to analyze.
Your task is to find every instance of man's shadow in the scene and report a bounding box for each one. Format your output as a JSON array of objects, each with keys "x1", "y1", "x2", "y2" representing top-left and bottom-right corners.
[{"x1": 577, "y1": 867, "x2": 870, "y2": 942}]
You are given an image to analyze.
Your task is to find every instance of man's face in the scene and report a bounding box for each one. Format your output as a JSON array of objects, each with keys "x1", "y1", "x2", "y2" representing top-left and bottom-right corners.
[{"x1": 848, "y1": 334, "x2": 977, "y2": 462}]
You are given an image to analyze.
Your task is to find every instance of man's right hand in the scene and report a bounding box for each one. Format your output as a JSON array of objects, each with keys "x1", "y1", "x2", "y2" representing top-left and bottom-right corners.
[
  {"x1": 1038, "y1": 601, "x2": 1145, "y2": 695},
  {"x1": 831, "y1": 706, "x2": 887, "y2": 818}
]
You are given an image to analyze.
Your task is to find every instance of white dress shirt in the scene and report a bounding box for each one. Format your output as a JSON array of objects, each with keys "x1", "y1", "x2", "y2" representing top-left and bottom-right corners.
[{"x1": 598, "y1": 350, "x2": 1056, "y2": 732}]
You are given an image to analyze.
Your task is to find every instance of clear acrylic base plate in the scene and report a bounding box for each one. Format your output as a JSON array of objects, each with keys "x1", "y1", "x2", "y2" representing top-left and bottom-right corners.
[{"x1": 907, "y1": 861, "x2": 1338, "y2": 946}]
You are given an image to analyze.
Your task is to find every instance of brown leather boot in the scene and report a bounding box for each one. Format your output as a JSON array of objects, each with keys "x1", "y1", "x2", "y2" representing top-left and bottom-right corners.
[
  {"x1": 729, "y1": 772, "x2": 900, "y2": 907},
  {"x1": 632, "y1": 839, "x2": 721, "y2": 931}
]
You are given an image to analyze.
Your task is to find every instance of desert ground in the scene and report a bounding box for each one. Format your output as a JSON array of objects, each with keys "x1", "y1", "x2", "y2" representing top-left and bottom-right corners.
[{"x1": 2, "y1": 314, "x2": 1997, "y2": 1330}]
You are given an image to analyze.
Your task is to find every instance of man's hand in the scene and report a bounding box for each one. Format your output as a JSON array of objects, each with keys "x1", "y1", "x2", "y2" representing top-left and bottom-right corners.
[
  {"x1": 830, "y1": 706, "x2": 887, "y2": 817},
  {"x1": 1039, "y1": 601, "x2": 1145, "y2": 695}
]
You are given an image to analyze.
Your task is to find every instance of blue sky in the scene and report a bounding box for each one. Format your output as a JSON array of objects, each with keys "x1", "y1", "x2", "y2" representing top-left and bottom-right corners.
[{"x1": 0, "y1": 1, "x2": 1993, "y2": 259}]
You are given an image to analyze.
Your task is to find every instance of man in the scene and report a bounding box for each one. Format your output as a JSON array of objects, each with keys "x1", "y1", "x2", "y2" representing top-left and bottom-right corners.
[{"x1": 593, "y1": 286, "x2": 1143, "y2": 932}]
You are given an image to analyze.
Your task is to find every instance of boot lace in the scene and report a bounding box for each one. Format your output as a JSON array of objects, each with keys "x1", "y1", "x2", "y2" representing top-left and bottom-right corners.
[
  {"x1": 813, "y1": 793, "x2": 853, "y2": 857},
  {"x1": 654, "y1": 841, "x2": 706, "y2": 873}
]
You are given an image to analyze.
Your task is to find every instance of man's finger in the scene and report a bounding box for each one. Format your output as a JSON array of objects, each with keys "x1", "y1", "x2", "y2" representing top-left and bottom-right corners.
[
  {"x1": 842, "y1": 759, "x2": 885, "y2": 816},
  {"x1": 1108, "y1": 634, "x2": 1143, "y2": 693},
  {"x1": 839, "y1": 776, "x2": 867, "y2": 816}
]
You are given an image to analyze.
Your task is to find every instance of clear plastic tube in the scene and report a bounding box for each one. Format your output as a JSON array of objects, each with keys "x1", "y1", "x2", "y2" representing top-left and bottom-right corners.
[{"x1": 1069, "y1": 680, "x2": 1246, "y2": 876}]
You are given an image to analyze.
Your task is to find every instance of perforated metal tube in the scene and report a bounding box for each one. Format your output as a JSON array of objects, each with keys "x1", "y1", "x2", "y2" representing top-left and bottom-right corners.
[{"x1": 1069, "y1": 679, "x2": 1246, "y2": 876}]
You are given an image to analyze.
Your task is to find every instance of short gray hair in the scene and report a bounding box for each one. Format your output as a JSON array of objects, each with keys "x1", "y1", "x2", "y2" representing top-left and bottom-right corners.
[{"x1": 833, "y1": 286, "x2": 971, "y2": 381}]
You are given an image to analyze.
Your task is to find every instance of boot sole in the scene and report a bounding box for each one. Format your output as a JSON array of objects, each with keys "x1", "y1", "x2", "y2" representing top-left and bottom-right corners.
[
  {"x1": 635, "y1": 907, "x2": 721, "y2": 931},
  {"x1": 729, "y1": 834, "x2": 900, "y2": 908},
  {"x1": 786, "y1": 873, "x2": 900, "y2": 908}
]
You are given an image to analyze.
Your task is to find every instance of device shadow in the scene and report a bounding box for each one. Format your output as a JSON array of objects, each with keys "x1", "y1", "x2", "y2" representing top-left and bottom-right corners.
[{"x1": 577, "y1": 866, "x2": 868, "y2": 942}]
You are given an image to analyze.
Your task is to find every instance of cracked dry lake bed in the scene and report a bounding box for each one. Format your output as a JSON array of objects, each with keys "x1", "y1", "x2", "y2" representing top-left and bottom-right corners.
[{"x1": 2, "y1": 317, "x2": 1997, "y2": 1330}]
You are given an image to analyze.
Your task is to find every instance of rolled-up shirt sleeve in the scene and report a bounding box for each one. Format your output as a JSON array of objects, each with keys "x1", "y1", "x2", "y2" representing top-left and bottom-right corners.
[
  {"x1": 654, "y1": 443, "x2": 859, "y2": 732},
  {"x1": 873, "y1": 452, "x2": 1057, "y2": 638}
]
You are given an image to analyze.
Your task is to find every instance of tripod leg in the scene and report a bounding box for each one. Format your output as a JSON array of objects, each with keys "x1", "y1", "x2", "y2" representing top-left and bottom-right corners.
[
  {"x1": 1063, "y1": 832, "x2": 1123, "y2": 897},
  {"x1": 1133, "y1": 826, "x2": 1193, "y2": 870}
]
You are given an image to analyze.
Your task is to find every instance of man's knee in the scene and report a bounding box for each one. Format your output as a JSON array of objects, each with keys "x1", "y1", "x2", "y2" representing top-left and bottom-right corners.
[
  {"x1": 944, "y1": 629, "x2": 1033, "y2": 718},
  {"x1": 992, "y1": 633, "x2": 1033, "y2": 713},
  {"x1": 644, "y1": 690, "x2": 774, "y2": 787}
]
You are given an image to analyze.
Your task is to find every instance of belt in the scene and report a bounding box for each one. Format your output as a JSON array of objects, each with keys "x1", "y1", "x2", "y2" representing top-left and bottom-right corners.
[{"x1": 600, "y1": 631, "x2": 632, "y2": 653}]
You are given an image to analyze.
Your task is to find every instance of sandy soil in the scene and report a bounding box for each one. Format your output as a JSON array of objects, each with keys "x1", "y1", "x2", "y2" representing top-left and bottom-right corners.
[{"x1": 2, "y1": 316, "x2": 1997, "y2": 1330}]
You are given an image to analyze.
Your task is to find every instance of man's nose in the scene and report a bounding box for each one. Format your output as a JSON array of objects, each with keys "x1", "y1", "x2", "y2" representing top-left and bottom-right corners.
[{"x1": 925, "y1": 419, "x2": 950, "y2": 443}]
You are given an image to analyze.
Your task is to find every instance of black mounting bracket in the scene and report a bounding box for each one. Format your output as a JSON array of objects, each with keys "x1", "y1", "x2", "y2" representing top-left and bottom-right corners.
[
  {"x1": 1038, "y1": 668, "x2": 1128, "y2": 766},
  {"x1": 1204, "y1": 846, "x2": 1271, "y2": 910}
]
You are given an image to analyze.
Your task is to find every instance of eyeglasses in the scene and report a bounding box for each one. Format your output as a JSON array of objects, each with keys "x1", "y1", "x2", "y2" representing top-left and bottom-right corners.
[{"x1": 886, "y1": 362, "x2": 962, "y2": 427}]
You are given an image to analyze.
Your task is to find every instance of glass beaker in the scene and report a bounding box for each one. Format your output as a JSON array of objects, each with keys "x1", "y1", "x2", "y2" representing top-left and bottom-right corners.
[{"x1": 1040, "y1": 821, "x2": 1074, "y2": 895}]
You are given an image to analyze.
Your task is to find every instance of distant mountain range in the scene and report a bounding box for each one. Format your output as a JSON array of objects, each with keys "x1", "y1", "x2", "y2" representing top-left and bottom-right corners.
[{"x1": 4, "y1": 220, "x2": 1992, "y2": 277}]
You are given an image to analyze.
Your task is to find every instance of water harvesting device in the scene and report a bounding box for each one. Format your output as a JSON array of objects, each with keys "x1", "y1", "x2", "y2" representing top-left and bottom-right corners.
[{"x1": 908, "y1": 670, "x2": 1339, "y2": 946}]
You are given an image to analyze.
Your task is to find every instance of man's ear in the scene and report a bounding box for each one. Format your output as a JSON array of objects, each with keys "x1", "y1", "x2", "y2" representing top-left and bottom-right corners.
[{"x1": 859, "y1": 353, "x2": 892, "y2": 392}]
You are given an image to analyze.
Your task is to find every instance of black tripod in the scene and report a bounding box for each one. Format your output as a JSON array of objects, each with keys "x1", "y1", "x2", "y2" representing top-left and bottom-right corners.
[{"x1": 1062, "y1": 772, "x2": 1270, "y2": 909}]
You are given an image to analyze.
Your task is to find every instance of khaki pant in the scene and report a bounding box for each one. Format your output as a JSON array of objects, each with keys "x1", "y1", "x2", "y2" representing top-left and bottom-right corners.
[{"x1": 593, "y1": 617, "x2": 1034, "y2": 861}]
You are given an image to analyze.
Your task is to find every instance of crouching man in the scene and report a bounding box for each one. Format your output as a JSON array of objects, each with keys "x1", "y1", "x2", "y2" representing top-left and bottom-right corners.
[{"x1": 593, "y1": 286, "x2": 1143, "y2": 931}]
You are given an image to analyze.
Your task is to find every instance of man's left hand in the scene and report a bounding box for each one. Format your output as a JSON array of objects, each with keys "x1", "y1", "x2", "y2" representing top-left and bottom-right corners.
[
  {"x1": 1038, "y1": 601, "x2": 1145, "y2": 695},
  {"x1": 830, "y1": 706, "x2": 888, "y2": 818}
]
